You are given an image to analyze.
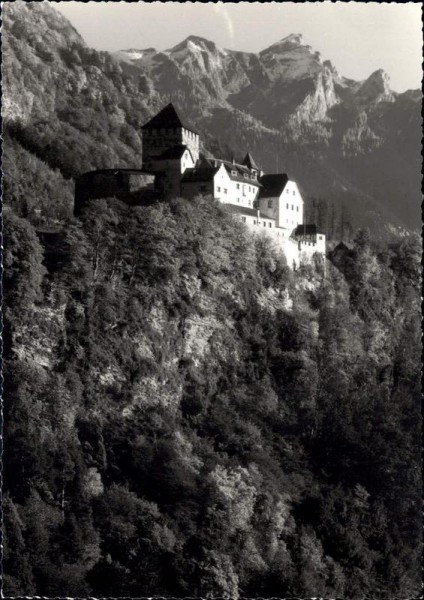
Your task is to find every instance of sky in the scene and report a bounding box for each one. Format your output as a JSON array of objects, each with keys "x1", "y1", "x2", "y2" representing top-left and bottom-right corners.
[{"x1": 56, "y1": 1, "x2": 422, "y2": 92}]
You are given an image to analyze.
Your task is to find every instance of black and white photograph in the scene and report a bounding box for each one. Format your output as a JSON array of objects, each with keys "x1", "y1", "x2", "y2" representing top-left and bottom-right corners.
[{"x1": 2, "y1": 1, "x2": 422, "y2": 597}]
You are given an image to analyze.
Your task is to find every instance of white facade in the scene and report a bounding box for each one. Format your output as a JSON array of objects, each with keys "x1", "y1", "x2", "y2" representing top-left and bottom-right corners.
[
  {"x1": 212, "y1": 164, "x2": 232, "y2": 200},
  {"x1": 258, "y1": 180, "x2": 304, "y2": 230},
  {"x1": 215, "y1": 169, "x2": 260, "y2": 208},
  {"x1": 234, "y1": 212, "x2": 325, "y2": 269},
  {"x1": 182, "y1": 168, "x2": 326, "y2": 270}
]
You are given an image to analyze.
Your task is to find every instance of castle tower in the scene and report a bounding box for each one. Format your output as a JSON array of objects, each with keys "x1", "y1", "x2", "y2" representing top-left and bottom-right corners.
[{"x1": 141, "y1": 103, "x2": 200, "y2": 173}]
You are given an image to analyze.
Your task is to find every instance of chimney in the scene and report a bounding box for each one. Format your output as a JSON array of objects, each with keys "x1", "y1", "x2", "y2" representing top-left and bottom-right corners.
[{"x1": 232, "y1": 156, "x2": 235, "y2": 165}]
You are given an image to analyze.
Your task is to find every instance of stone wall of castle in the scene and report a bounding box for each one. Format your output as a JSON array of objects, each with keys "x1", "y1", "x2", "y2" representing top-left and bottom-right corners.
[{"x1": 182, "y1": 129, "x2": 200, "y2": 163}]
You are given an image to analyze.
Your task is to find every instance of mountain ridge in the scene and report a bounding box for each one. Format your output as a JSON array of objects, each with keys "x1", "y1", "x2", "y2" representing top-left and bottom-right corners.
[{"x1": 3, "y1": 0, "x2": 421, "y2": 233}]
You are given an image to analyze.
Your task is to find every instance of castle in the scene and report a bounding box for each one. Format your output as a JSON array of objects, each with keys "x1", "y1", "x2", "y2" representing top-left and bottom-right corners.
[{"x1": 75, "y1": 103, "x2": 325, "y2": 269}]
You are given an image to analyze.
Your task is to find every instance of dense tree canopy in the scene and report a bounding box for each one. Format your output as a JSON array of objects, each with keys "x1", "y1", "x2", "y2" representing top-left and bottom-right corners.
[{"x1": 3, "y1": 185, "x2": 421, "y2": 597}]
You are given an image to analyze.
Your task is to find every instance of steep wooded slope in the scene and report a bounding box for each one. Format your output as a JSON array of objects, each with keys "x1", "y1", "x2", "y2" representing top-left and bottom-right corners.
[{"x1": 3, "y1": 193, "x2": 422, "y2": 597}]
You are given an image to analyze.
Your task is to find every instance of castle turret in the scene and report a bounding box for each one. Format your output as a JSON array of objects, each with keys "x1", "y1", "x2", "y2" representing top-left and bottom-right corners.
[{"x1": 141, "y1": 103, "x2": 200, "y2": 172}]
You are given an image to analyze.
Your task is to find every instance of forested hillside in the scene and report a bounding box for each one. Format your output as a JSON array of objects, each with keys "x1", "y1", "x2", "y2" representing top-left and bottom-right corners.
[
  {"x1": 3, "y1": 190, "x2": 422, "y2": 597},
  {"x1": 3, "y1": 2, "x2": 422, "y2": 598}
]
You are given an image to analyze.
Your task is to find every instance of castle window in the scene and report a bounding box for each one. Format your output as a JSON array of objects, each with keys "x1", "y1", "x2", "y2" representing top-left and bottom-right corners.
[
  {"x1": 263, "y1": 222, "x2": 266, "y2": 227},
  {"x1": 224, "y1": 188, "x2": 228, "y2": 194},
  {"x1": 237, "y1": 183, "x2": 240, "y2": 189},
  {"x1": 286, "y1": 189, "x2": 289, "y2": 193},
  {"x1": 268, "y1": 222, "x2": 272, "y2": 228},
  {"x1": 217, "y1": 186, "x2": 221, "y2": 192},
  {"x1": 296, "y1": 206, "x2": 299, "y2": 212},
  {"x1": 232, "y1": 170, "x2": 237, "y2": 176},
  {"x1": 293, "y1": 190, "x2": 295, "y2": 195},
  {"x1": 286, "y1": 203, "x2": 289, "y2": 209},
  {"x1": 248, "y1": 200, "x2": 251, "y2": 206},
  {"x1": 268, "y1": 200, "x2": 273, "y2": 208},
  {"x1": 291, "y1": 205, "x2": 294, "y2": 210},
  {"x1": 242, "y1": 217, "x2": 246, "y2": 223},
  {"x1": 254, "y1": 220, "x2": 257, "y2": 224},
  {"x1": 319, "y1": 235, "x2": 323, "y2": 240}
]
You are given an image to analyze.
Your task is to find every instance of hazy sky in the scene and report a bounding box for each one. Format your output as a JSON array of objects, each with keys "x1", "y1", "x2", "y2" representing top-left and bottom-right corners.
[{"x1": 56, "y1": 1, "x2": 422, "y2": 92}]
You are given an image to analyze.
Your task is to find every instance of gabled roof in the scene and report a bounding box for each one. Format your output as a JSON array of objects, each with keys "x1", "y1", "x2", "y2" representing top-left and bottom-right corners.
[
  {"x1": 222, "y1": 160, "x2": 250, "y2": 174},
  {"x1": 259, "y1": 173, "x2": 289, "y2": 198},
  {"x1": 242, "y1": 152, "x2": 260, "y2": 171},
  {"x1": 156, "y1": 144, "x2": 193, "y2": 161},
  {"x1": 293, "y1": 224, "x2": 318, "y2": 237},
  {"x1": 141, "y1": 103, "x2": 199, "y2": 134},
  {"x1": 181, "y1": 166, "x2": 220, "y2": 183},
  {"x1": 222, "y1": 161, "x2": 262, "y2": 186}
]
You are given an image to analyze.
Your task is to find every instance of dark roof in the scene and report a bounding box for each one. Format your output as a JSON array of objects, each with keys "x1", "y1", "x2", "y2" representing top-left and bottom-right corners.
[
  {"x1": 259, "y1": 173, "x2": 289, "y2": 197},
  {"x1": 227, "y1": 204, "x2": 273, "y2": 220},
  {"x1": 293, "y1": 224, "x2": 319, "y2": 237},
  {"x1": 141, "y1": 103, "x2": 199, "y2": 134},
  {"x1": 156, "y1": 144, "x2": 192, "y2": 161},
  {"x1": 222, "y1": 160, "x2": 250, "y2": 174},
  {"x1": 181, "y1": 166, "x2": 220, "y2": 183},
  {"x1": 242, "y1": 152, "x2": 260, "y2": 171},
  {"x1": 222, "y1": 161, "x2": 262, "y2": 186}
]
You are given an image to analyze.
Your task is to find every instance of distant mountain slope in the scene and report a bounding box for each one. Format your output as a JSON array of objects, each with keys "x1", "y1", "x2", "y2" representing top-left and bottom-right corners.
[
  {"x1": 2, "y1": 1, "x2": 421, "y2": 235},
  {"x1": 117, "y1": 34, "x2": 421, "y2": 231}
]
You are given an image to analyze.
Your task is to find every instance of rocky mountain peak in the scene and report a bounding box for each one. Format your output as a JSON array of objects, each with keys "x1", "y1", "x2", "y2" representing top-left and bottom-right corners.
[
  {"x1": 259, "y1": 33, "x2": 324, "y2": 82},
  {"x1": 366, "y1": 68, "x2": 391, "y2": 89},
  {"x1": 169, "y1": 35, "x2": 219, "y2": 56},
  {"x1": 276, "y1": 33, "x2": 305, "y2": 47},
  {"x1": 323, "y1": 60, "x2": 338, "y2": 77},
  {"x1": 356, "y1": 69, "x2": 395, "y2": 104}
]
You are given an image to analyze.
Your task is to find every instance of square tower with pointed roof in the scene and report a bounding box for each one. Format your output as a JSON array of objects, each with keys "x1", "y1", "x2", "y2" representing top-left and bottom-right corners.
[{"x1": 141, "y1": 103, "x2": 200, "y2": 172}]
